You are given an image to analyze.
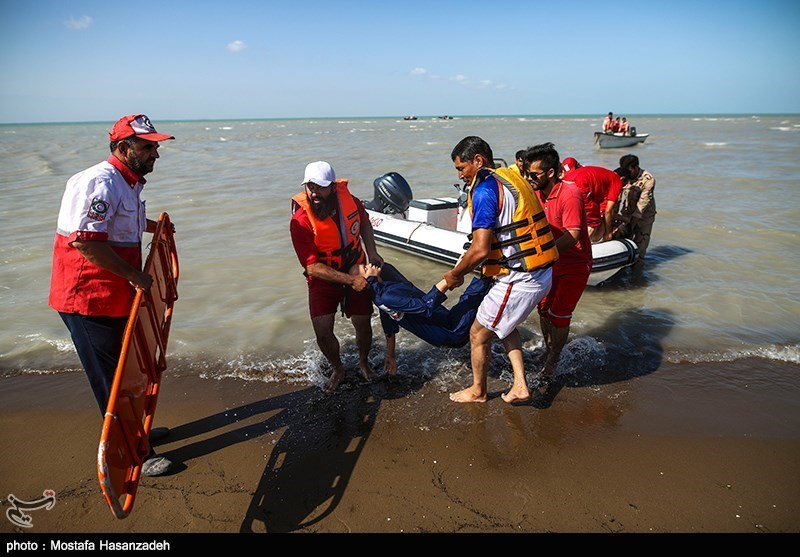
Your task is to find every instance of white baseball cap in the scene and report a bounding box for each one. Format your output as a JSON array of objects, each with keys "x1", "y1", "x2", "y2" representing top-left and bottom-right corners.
[{"x1": 301, "y1": 161, "x2": 336, "y2": 187}]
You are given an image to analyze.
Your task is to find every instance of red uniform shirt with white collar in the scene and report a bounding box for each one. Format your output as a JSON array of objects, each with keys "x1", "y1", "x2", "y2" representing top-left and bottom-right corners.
[{"x1": 49, "y1": 155, "x2": 146, "y2": 317}]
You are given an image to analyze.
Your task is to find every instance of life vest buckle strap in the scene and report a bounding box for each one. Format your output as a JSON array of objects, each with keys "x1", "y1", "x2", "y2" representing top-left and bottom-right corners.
[
  {"x1": 492, "y1": 233, "x2": 534, "y2": 250},
  {"x1": 494, "y1": 220, "x2": 527, "y2": 234},
  {"x1": 495, "y1": 246, "x2": 537, "y2": 266},
  {"x1": 539, "y1": 239, "x2": 557, "y2": 252}
]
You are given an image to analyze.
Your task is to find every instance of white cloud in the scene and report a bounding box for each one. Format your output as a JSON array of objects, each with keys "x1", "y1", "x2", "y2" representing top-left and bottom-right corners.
[
  {"x1": 64, "y1": 15, "x2": 92, "y2": 30},
  {"x1": 226, "y1": 40, "x2": 247, "y2": 52},
  {"x1": 411, "y1": 67, "x2": 507, "y2": 90}
]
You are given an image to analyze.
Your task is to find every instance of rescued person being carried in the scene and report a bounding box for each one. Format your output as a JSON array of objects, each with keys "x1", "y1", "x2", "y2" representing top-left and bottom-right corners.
[{"x1": 349, "y1": 262, "x2": 492, "y2": 375}]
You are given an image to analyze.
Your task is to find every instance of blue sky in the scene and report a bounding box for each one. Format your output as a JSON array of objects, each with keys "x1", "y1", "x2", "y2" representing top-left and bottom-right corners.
[{"x1": 1, "y1": 0, "x2": 798, "y2": 123}]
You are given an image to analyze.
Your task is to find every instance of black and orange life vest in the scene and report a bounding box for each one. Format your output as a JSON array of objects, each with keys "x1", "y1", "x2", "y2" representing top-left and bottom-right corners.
[
  {"x1": 292, "y1": 180, "x2": 366, "y2": 271},
  {"x1": 467, "y1": 167, "x2": 559, "y2": 277}
]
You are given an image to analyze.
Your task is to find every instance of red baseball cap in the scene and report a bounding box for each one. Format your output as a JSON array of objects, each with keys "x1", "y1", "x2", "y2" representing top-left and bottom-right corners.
[
  {"x1": 109, "y1": 114, "x2": 175, "y2": 142},
  {"x1": 561, "y1": 157, "x2": 580, "y2": 173}
]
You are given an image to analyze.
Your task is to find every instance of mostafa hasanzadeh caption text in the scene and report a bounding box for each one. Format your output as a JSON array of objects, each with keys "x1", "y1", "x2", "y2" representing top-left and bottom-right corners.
[{"x1": 7, "y1": 539, "x2": 172, "y2": 551}]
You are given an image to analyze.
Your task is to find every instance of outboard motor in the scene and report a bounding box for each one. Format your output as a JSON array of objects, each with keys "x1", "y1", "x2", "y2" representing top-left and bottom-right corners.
[
  {"x1": 630, "y1": 126, "x2": 637, "y2": 137},
  {"x1": 366, "y1": 172, "x2": 413, "y2": 214},
  {"x1": 454, "y1": 183, "x2": 468, "y2": 209}
]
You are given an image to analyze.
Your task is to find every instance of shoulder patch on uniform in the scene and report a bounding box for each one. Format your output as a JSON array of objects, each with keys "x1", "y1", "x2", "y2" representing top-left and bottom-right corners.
[{"x1": 87, "y1": 197, "x2": 109, "y2": 222}]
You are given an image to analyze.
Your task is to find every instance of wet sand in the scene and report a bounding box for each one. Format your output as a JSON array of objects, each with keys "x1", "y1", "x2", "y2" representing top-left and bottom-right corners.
[{"x1": 1, "y1": 358, "x2": 799, "y2": 537}]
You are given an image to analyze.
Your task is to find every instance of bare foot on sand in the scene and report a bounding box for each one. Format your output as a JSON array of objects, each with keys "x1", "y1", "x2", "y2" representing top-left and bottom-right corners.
[
  {"x1": 323, "y1": 370, "x2": 345, "y2": 394},
  {"x1": 501, "y1": 387, "x2": 530, "y2": 404},
  {"x1": 449, "y1": 386, "x2": 487, "y2": 403}
]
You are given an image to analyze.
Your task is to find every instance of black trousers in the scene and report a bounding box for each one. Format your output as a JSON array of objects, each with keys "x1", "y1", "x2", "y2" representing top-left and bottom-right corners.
[{"x1": 59, "y1": 312, "x2": 127, "y2": 415}]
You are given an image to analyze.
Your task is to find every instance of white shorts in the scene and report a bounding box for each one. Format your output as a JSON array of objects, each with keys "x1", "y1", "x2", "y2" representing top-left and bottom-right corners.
[{"x1": 476, "y1": 268, "x2": 552, "y2": 340}]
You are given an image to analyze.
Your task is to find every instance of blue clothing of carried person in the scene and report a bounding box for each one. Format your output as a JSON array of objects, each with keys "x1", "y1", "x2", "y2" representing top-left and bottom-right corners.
[
  {"x1": 353, "y1": 262, "x2": 491, "y2": 374},
  {"x1": 367, "y1": 263, "x2": 491, "y2": 347}
]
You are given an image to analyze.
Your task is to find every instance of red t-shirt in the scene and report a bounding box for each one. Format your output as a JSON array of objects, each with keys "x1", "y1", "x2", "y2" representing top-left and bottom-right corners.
[
  {"x1": 535, "y1": 181, "x2": 592, "y2": 268},
  {"x1": 562, "y1": 166, "x2": 622, "y2": 227}
]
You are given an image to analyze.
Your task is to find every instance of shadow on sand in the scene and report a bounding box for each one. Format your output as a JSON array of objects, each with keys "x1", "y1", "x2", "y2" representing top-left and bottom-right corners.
[
  {"x1": 238, "y1": 374, "x2": 430, "y2": 532},
  {"x1": 153, "y1": 370, "x2": 431, "y2": 532}
]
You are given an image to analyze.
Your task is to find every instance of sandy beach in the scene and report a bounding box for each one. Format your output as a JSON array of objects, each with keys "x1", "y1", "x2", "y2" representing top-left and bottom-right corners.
[{"x1": 1, "y1": 356, "x2": 798, "y2": 537}]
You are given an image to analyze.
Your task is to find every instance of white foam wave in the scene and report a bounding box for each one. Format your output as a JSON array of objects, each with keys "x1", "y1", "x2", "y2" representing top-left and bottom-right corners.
[
  {"x1": 704, "y1": 142, "x2": 727, "y2": 146},
  {"x1": 665, "y1": 343, "x2": 800, "y2": 365},
  {"x1": 556, "y1": 336, "x2": 609, "y2": 375},
  {"x1": 197, "y1": 339, "x2": 329, "y2": 386},
  {"x1": 22, "y1": 334, "x2": 75, "y2": 353}
]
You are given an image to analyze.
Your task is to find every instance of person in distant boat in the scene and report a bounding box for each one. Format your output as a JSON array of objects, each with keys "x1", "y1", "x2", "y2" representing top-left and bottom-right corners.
[
  {"x1": 603, "y1": 112, "x2": 614, "y2": 133},
  {"x1": 443, "y1": 136, "x2": 556, "y2": 404},
  {"x1": 612, "y1": 117, "x2": 622, "y2": 133},
  {"x1": 350, "y1": 262, "x2": 492, "y2": 375},
  {"x1": 613, "y1": 154, "x2": 656, "y2": 267},
  {"x1": 524, "y1": 143, "x2": 592, "y2": 383},
  {"x1": 290, "y1": 161, "x2": 384, "y2": 394},
  {"x1": 49, "y1": 114, "x2": 175, "y2": 477},
  {"x1": 561, "y1": 157, "x2": 624, "y2": 243},
  {"x1": 619, "y1": 117, "x2": 630, "y2": 135}
]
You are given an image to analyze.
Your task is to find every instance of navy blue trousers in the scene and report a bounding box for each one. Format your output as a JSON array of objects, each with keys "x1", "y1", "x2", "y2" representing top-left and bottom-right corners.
[{"x1": 59, "y1": 312, "x2": 127, "y2": 416}]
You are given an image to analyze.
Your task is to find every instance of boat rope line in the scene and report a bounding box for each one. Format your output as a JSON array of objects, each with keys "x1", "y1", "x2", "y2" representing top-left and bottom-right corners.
[{"x1": 408, "y1": 222, "x2": 426, "y2": 243}]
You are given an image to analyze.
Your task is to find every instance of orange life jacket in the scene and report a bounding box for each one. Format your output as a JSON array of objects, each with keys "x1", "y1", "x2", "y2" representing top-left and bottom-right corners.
[
  {"x1": 292, "y1": 180, "x2": 366, "y2": 271},
  {"x1": 467, "y1": 167, "x2": 559, "y2": 277}
]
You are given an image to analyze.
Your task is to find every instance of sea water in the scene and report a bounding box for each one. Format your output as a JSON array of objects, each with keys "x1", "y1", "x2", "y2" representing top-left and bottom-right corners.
[{"x1": 1, "y1": 114, "x2": 799, "y2": 390}]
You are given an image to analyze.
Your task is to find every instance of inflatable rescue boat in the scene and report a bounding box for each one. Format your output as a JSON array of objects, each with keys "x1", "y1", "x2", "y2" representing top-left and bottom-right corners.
[{"x1": 364, "y1": 171, "x2": 638, "y2": 286}]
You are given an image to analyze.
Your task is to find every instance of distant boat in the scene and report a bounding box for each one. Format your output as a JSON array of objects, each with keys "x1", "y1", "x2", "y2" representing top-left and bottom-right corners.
[
  {"x1": 594, "y1": 130, "x2": 649, "y2": 149},
  {"x1": 438, "y1": 115, "x2": 453, "y2": 120},
  {"x1": 403, "y1": 115, "x2": 418, "y2": 121}
]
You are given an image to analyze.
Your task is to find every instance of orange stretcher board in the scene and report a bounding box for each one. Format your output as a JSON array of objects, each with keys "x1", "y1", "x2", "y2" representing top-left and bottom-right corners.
[{"x1": 97, "y1": 212, "x2": 179, "y2": 519}]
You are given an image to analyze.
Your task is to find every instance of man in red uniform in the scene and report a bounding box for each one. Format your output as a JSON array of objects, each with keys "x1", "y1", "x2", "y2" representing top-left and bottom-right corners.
[
  {"x1": 561, "y1": 158, "x2": 623, "y2": 243},
  {"x1": 49, "y1": 114, "x2": 175, "y2": 477},
  {"x1": 524, "y1": 143, "x2": 593, "y2": 383},
  {"x1": 290, "y1": 161, "x2": 384, "y2": 394}
]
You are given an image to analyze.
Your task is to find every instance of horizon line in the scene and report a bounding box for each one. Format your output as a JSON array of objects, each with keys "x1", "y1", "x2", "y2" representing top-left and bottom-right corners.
[{"x1": 1, "y1": 111, "x2": 797, "y2": 126}]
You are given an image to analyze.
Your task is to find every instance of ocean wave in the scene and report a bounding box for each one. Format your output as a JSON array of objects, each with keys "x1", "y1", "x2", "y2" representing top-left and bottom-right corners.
[
  {"x1": 665, "y1": 343, "x2": 800, "y2": 365},
  {"x1": 185, "y1": 334, "x2": 611, "y2": 389},
  {"x1": 5, "y1": 333, "x2": 797, "y2": 383},
  {"x1": 0, "y1": 334, "x2": 78, "y2": 375}
]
